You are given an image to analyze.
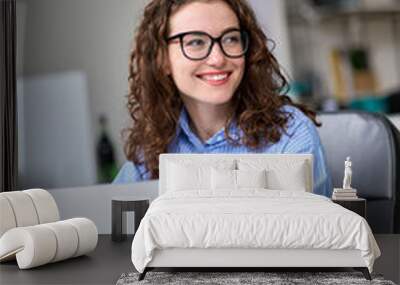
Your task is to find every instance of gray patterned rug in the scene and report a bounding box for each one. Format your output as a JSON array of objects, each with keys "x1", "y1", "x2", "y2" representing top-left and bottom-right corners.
[{"x1": 116, "y1": 271, "x2": 396, "y2": 285}]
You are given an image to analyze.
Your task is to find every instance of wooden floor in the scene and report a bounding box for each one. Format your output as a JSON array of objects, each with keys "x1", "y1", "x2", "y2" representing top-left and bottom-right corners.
[{"x1": 0, "y1": 235, "x2": 398, "y2": 285}]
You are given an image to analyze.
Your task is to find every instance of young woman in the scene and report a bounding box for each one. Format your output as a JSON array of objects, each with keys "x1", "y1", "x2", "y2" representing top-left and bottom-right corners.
[{"x1": 113, "y1": 0, "x2": 333, "y2": 197}]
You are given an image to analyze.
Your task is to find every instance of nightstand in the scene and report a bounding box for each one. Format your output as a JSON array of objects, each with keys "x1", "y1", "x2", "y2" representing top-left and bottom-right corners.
[
  {"x1": 332, "y1": 198, "x2": 366, "y2": 218},
  {"x1": 111, "y1": 196, "x2": 150, "y2": 242}
]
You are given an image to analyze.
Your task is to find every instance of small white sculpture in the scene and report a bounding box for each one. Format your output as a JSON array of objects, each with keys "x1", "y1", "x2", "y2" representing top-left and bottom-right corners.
[{"x1": 343, "y1": 156, "x2": 352, "y2": 189}]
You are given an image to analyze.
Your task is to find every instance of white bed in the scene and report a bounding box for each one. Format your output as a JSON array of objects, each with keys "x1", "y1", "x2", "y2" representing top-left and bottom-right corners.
[{"x1": 131, "y1": 154, "x2": 380, "y2": 280}]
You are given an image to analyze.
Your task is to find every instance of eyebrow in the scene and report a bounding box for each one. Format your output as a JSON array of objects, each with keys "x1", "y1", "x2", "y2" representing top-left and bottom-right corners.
[{"x1": 169, "y1": 26, "x2": 240, "y2": 37}]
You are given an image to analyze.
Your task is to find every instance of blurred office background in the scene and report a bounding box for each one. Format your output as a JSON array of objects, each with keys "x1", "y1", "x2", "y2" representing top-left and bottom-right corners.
[
  {"x1": 286, "y1": 0, "x2": 400, "y2": 112},
  {"x1": 16, "y1": 0, "x2": 400, "y2": 189}
]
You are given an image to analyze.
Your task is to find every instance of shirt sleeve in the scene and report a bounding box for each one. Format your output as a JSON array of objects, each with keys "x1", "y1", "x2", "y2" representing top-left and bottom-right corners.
[
  {"x1": 112, "y1": 161, "x2": 144, "y2": 184},
  {"x1": 282, "y1": 111, "x2": 333, "y2": 197}
]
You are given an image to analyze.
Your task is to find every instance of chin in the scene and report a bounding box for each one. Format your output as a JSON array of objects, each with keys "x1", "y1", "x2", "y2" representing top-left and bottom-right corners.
[{"x1": 199, "y1": 93, "x2": 234, "y2": 106}]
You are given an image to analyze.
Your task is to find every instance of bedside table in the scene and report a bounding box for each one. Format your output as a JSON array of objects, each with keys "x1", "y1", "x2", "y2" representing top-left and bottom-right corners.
[
  {"x1": 111, "y1": 196, "x2": 150, "y2": 242},
  {"x1": 332, "y1": 198, "x2": 366, "y2": 218}
]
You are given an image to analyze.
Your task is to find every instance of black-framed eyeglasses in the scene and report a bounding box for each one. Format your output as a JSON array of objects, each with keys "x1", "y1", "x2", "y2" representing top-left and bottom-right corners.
[{"x1": 167, "y1": 28, "x2": 249, "y2": 61}]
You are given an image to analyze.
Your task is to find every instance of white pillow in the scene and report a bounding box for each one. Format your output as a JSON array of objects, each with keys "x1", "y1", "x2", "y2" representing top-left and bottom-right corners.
[
  {"x1": 211, "y1": 168, "x2": 236, "y2": 190},
  {"x1": 236, "y1": 169, "x2": 267, "y2": 189},
  {"x1": 266, "y1": 163, "x2": 307, "y2": 191},
  {"x1": 237, "y1": 159, "x2": 309, "y2": 191},
  {"x1": 167, "y1": 162, "x2": 210, "y2": 191},
  {"x1": 166, "y1": 159, "x2": 236, "y2": 192},
  {"x1": 164, "y1": 157, "x2": 237, "y2": 193},
  {"x1": 211, "y1": 168, "x2": 267, "y2": 190}
]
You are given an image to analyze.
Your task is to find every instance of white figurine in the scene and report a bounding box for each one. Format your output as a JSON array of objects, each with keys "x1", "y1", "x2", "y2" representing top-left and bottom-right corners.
[{"x1": 343, "y1": 156, "x2": 352, "y2": 189}]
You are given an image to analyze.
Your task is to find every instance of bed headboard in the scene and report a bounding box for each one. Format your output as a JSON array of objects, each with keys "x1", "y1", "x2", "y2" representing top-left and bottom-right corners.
[{"x1": 159, "y1": 154, "x2": 313, "y2": 195}]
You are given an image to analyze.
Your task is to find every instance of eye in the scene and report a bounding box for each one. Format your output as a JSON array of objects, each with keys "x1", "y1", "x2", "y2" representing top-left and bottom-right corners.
[
  {"x1": 185, "y1": 38, "x2": 206, "y2": 47},
  {"x1": 223, "y1": 35, "x2": 241, "y2": 45}
]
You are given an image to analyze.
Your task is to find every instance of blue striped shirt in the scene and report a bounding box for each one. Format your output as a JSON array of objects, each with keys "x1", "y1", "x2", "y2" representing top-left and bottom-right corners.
[{"x1": 113, "y1": 105, "x2": 333, "y2": 197}]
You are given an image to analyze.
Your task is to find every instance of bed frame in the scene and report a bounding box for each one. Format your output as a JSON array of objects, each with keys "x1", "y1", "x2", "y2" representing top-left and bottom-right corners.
[
  {"x1": 139, "y1": 248, "x2": 371, "y2": 280},
  {"x1": 138, "y1": 154, "x2": 372, "y2": 281}
]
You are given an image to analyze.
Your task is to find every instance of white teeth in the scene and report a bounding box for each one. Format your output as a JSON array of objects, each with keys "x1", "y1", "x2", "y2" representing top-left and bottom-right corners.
[{"x1": 201, "y1": 73, "x2": 228, "y2": 81}]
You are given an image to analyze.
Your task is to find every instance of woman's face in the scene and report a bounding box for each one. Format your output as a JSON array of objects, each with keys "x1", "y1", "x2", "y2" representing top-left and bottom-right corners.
[{"x1": 167, "y1": 0, "x2": 245, "y2": 107}]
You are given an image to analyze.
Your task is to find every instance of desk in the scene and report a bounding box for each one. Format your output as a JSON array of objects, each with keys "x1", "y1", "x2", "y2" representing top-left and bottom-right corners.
[{"x1": 0, "y1": 235, "x2": 399, "y2": 284}]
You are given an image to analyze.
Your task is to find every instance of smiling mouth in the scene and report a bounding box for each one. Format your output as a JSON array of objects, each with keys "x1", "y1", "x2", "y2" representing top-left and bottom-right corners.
[{"x1": 196, "y1": 72, "x2": 232, "y2": 86}]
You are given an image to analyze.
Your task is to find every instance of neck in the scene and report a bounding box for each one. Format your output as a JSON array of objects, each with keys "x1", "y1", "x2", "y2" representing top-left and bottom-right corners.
[{"x1": 183, "y1": 101, "x2": 232, "y2": 142}]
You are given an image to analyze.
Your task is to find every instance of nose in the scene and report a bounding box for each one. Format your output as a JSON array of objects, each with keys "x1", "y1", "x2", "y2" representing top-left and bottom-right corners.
[{"x1": 205, "y1": 43, "x2": 226, "y2": 67}]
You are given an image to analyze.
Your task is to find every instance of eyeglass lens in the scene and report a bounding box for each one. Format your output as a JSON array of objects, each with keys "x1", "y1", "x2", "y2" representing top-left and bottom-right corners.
[{"x1": 181, "y1": 30, "x2": 247, "y2": 59}]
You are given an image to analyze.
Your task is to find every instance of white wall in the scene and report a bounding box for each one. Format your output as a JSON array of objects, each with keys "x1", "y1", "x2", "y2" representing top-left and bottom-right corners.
[
  {"x1": 17, "y1": 71, "x2": 97, "y2": 189},
  {"x1": 248, "y1": 0, "x2": 293, "y2": 78},
  {"x1": 50, "y1": 181, "x2": 158, "y2": 234},
  {"x1": 17, "y1": 0, "x2": 148, "y2": 184}
]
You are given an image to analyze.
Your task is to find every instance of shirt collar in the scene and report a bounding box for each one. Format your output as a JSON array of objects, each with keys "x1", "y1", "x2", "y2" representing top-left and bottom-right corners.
[{"x1": 177, "y1": 107, "x2": 241, "y2": 146}]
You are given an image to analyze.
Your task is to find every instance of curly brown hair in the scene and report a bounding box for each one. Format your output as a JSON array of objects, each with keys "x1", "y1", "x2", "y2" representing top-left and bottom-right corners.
[{"x1": 124, "y1": 0, "x2": 320, "y2": 179}]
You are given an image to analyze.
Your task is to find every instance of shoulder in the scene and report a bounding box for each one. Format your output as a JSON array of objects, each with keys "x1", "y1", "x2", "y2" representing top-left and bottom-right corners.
[
  {"x1": 282, "y1": 105, "x2": 314, "y2": 127},
  {"x1": 112, "y1": 161, "x2": 147, "y2": 184},
  {"x1": 280, "y1": 105, "x2": 321, "y2": 151},
  {"x1": 281, "y1": 105, "x2": 318, "y2": 135}
]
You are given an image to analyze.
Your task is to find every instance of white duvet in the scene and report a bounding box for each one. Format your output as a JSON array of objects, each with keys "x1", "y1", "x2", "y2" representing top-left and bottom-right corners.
[{"x1": 131, "y1": 190, "x2": 380, "y2": 273}]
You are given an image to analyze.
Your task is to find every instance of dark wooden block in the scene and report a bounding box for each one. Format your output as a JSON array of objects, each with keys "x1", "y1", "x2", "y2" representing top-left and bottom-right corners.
[
  {"x1": 332, "y1": 198, "x2": 366, "y2": 218},
  {"x1": 111, "y1": 197, "x2": 150, "y2": 242}
]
